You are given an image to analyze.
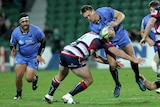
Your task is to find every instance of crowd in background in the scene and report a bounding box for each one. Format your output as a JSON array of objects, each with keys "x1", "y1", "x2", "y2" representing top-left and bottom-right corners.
[
  {"x1": 0, "y1": 11, "x2": 17, "y2": 41},
  {"x1": 0, "y1": 0, "x2": 142, "y2": 53}
]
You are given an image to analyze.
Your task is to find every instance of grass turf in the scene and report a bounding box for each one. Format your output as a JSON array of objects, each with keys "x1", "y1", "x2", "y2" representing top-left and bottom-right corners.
[{"x1": 0, "y1": 67, "x2": 160, "y2": 107}]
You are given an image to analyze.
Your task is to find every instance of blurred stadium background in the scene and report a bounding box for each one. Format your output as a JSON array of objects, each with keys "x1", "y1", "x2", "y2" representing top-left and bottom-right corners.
[{"x1": 0, "y1": 0, "x2": 154, "y2": 72}]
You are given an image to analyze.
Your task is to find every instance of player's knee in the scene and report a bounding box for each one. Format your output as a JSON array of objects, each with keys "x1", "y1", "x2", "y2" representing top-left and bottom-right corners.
[
  {"x1": 85, "y1": 78, "x2": 93, "y2": 86},
  {"x1": 26, "y1": 76, "x2": 34, "y2": 82}
]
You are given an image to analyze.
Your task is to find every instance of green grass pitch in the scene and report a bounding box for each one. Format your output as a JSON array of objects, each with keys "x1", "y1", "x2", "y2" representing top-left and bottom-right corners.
[{"x1": 0, "y1": 67, "x2": 160, "y2": 107}]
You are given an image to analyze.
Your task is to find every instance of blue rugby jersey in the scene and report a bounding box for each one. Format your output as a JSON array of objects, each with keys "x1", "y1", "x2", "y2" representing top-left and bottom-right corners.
[
  {"x1": 10, "y1": 24, "x2": 45, "y2": 58},
  {"x1": 90, "y1": 7, "x2": 124, "y2": 35},
  {"x1": 89, "y1": 7, "x2": 130, "y2": 48}
]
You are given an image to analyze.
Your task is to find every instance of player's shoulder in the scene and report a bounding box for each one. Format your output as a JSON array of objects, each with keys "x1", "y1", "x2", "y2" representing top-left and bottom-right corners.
[
  {"x1": 143, "y1": 14, "x2": 150, "y2": 18},
  {"x1": 30, "y1": 24, "x2": 41, "y2": 30},
  {"x1": 96, "y1": 7, "x2": 112, "y2": 12},
  {"x1": 97, "y1": 7, "x2": 111, "y2": 10},
  {"x1": 142, "y1": 14, "x2": 150, "y2": 21},
  {"x1": 30, "y1": 24, "x2": 43, "y2": 33}
]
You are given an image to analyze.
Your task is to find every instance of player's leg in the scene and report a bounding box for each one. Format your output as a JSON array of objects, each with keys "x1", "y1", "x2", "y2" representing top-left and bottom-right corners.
[
  {"x1": 13, "y1": 64, "x2": 26, "y2": 100},
  {"x1": 62, "y1": 65, "x2": 93, "y2": 104},
  {"x1": 44, "y1": 64, "x2": 69, "y2": 103},
  {"x1": 106, "y1": 53, "x2": 121, "y2": 98},
  {"x1": 152, "y1": 50, "x2": 160, "y2": 93},
  {"x1": 25, "y1": 67, "x2": 38, "y2": 90},
  {"x1": 122, "y1": 43, "x2": 146, "y2": 91},
  {"x1": 125, "y1": 45, "x2": 146, "y2": 90},
  {"x1": 26, "y1": 59, "x2": 39, "y2": 90}
]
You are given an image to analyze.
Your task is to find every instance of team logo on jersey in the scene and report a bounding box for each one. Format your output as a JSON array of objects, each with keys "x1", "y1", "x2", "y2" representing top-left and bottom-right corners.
[
  {"x1": 29, "y1": 34, "x2": 32, "y2": 37},
  {"x1": 18, "y1": 40, "x2": 25, "y2": 45}
]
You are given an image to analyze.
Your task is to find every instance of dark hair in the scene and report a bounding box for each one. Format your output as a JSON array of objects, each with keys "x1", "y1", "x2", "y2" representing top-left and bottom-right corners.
[
  {"x1": 80, "y1": 5, "x2": 93, "y2": 14},
  {"x1": 18, "y1": 13, "x2": 29, "y2": 20},
  {"x1": 149, "y1": 0, "x2": 160, "y2": 7}
]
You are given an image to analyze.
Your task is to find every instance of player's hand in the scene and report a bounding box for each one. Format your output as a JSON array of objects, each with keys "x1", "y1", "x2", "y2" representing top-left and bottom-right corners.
[
  {"x1": 133, "y1": 58, "x2": 145, "y2": 64},
  {"x1": 116, "y1": 60, "x2": 124, "y2": 69},
  {"x1": 139, "y1": 38, "x2": 146, "y2": 47},
  {"x1": 36, "y1": 55, "x2": 46, "y2": 64},
  {"x1": 10, "y1": 48, "x2": 16, "y2": 57},
  {"x1": 109, "y1": 21, "x2": 117, "y2": 27}
]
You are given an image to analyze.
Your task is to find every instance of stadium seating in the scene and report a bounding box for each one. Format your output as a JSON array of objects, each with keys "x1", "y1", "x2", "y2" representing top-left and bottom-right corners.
[
  {"x1": 46, "y1": 0, "x2": 150, "y2": 44},
  {"x1": 0, "y1": 2, "x2": 19, "y2": 48}
]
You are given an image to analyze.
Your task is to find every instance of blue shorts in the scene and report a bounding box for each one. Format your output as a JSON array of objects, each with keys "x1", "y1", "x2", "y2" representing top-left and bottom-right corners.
[
  {"x1": 16, "y1": 56, "x2": 39, "y2": 70},
  {"x1": 60, "y1": 53, "x2": 86, "y2": 69},
  {"x1": 112, "y1": 29, "x2": 131, "y2": 49}
]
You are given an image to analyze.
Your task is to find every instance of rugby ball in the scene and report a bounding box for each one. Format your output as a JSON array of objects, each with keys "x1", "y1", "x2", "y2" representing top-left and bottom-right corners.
[{"x1": 100, "y1": 26, "x2": 109, "y2": 39}]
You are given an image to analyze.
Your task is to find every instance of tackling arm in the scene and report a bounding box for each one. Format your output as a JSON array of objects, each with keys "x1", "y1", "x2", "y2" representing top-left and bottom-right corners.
[
  {"x1": 92, "y1": 52, "x2": 108, "y2": 64},
  {"x1": 108, "y1": 47, "x2": 144, "y2": 64},
  {"x1": 140, "y1": 74, "x2": 158, "y2": 90}
]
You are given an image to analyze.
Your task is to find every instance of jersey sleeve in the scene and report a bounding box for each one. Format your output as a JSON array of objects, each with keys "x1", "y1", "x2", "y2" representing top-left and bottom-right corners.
[
  {"x1": 10, "y1": 30, "x2": 17, "y2": 45},
  {"x1": 37, "y1": 28, "x2": 45, "y2": 41},
  {"x1": 141, "y1": 17, "x2": 146, "y2": 30}
]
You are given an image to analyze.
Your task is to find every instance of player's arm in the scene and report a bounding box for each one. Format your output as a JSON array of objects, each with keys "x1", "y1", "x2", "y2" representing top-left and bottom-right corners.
[
  {"x1": 144, "y1": 80, "x2": 158, "y2": 90},
  {"x1": 140, "y1": 29, "x2": 154, "y2": 45},
  {"x1": 108, "y1": 47, "x2": 145, "y2": 64},
  {"x1": 36, "y1": 38, "x2": 46, "y2": 64},
  {"x1": 140, "y1": 74, "x2": 158, "y2": 90},
  {"x1": 144, "y1": 17, "x2": 156, "y2": 39},
  {"x1": 38, "y1": 38, "x2": 46, "y2": 56},
  {"x1": 92, "y1": 52, "x2": 108, "y2": 64},
  {"x1": 140, "y1": 27, "x2": 154, "y2": 46},
  {"x1": 91, "y1": 52, "x2": 124, "y2": 68},
  {"x1": 110, "y1": 10, "x2": 125, "y2": 27},
  {"x1": 140, "y1": 17, "x2": 156, "y2": 46}
]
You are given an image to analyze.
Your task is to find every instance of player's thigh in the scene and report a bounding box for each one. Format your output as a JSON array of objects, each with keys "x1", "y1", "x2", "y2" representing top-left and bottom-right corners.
[
  {"x1": 72, "y1": 65, "x2": 93, "y2": 82},
  {"x1": 15, "y1": 64, "x2": 27, "y2": 79},
  {"x1": 122, "y1": 43, "x2": 135, "y2": 57}
]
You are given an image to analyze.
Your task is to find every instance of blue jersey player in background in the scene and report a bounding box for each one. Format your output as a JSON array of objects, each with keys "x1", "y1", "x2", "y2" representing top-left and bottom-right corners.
[
  {"x1": 140, "y1": 1, "x2": 160, "y2": 93},
  {"x1": 10, "y1": 13, "x2": 46, "y2": 100},
  {"x1": 140, "y1": 0, "x2": 160, "y2": 94},
  {"x1": 80, "y1": 5, "x2": 146, "y2": 98}
]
